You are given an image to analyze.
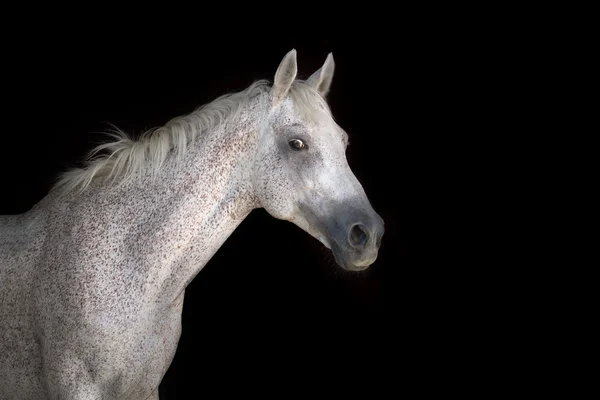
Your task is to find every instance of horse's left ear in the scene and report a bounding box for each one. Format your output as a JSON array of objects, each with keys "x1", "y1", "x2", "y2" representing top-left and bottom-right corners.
[
  {"x1": 306, "y1": 52, "x2": 335, "y2": 97},
  {"x1": 272, "y1": 49, "x2": 298, "y2": 105}
]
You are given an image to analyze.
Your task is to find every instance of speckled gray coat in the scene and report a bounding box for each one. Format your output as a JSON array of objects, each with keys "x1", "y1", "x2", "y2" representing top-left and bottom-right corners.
[{"x1": 0, "y1": 49, "x2": 384, "y2": 399}]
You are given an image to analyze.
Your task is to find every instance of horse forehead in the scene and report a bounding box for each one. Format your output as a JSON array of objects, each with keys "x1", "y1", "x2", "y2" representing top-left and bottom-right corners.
[
  {"x1": 274, "y1": 95, "x2": 327, "y2": 121},
  {"x1": 282, "y1": 108, "x2": 338, "y2": 133},
  {"x1": 282, "y1": 118, "x2": 343, "y2": 144},
  {"x1": 308, "y1": 114, "x2": 346, "y2": 142},
  {"x1": 271, "y1": 98, "x2": 345, "y2": 143}
]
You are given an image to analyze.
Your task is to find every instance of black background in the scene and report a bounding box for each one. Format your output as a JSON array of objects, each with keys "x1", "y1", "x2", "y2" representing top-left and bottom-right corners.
[{"x1": 0, "y1": 15, "x2": 441, "y2": 397}]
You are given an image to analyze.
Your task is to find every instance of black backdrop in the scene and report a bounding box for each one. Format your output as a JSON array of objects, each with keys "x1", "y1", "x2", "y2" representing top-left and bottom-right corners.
[{"x1": 0, "y1": 21, "x2": 421, "y2": 397}]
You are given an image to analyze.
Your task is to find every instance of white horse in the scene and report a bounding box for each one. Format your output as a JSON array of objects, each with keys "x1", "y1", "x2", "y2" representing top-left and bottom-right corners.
[{"x1": 0, "y1": 49, "x2": 384, "y2": 399}]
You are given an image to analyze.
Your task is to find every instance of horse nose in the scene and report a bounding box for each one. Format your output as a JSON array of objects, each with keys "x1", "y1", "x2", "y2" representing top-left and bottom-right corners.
[
  {"x1": 349, "y1": 223, "x2": 369, "y2": 250},
  {"x1": 348, "y1": 217, "x2": 384, "y2": 251}
]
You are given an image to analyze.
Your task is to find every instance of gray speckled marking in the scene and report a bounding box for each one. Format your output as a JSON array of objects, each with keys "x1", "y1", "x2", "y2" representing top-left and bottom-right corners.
[{"x1": 0, "y1": 49, "x2": 384, "y2": 399}]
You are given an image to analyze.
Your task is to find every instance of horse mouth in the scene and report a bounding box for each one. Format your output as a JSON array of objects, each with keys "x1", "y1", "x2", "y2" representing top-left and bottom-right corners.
[{"x1": 330, "y1": 241, "x2": 374, "y2": 272}]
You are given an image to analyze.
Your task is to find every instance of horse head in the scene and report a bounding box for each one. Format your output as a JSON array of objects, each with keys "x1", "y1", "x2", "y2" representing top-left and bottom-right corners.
[{"x1": 252, "y1": 49, "x2": 384, "y2": 271}]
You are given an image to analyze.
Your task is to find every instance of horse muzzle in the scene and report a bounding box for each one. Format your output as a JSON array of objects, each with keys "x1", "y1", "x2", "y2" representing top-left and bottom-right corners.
[{"x1": 329, "y1": 212, "x2": 384, "y2": 271}]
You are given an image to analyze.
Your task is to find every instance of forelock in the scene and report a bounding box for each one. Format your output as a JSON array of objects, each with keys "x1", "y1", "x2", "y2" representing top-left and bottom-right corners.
[{"x1": 287, "y1": 80, "x2": 333, "y2": 123}]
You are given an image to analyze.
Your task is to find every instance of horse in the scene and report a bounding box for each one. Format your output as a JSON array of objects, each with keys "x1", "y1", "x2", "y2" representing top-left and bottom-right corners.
[{"x1": 0, "y1": 49, "x2": 384, "y2": 399}]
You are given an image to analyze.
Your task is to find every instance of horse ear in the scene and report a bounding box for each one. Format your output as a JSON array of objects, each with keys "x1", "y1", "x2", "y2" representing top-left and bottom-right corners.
[
  {"x1": 272, "y1": 49, "x2": 298, "y2": 105},
  {"x1": 306, "y1": 52, "x2": 335, "y2": 97}
]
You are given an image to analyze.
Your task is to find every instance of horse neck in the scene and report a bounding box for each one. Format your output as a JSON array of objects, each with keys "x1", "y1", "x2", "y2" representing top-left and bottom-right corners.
[{"x1": 106, "y1": 99, "x2": 264, "y2": 303}]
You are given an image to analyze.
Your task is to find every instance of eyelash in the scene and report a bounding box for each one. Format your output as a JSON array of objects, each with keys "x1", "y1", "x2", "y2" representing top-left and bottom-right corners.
[
  {"x1": 287, "y1": 135, "x2": 349, "y2": 151},
  {"x1": 289, "y1": 138, "x2": 307, "y2": 150}
]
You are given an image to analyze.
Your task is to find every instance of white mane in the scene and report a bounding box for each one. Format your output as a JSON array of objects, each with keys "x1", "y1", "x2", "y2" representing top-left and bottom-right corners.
[{"x1": 51, "y1": 79, "x2": 331, "y2": 195}]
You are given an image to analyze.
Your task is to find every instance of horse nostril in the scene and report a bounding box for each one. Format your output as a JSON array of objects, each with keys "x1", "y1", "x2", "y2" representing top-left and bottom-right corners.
[{"x1": 349, "y1": 224, "x2": 369, "y2": 249}]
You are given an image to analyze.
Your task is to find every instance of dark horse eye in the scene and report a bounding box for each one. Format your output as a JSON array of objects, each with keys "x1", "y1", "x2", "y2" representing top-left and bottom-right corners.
[{"x1": 289, "y1": 139, "x2": 307, "y2": 150}]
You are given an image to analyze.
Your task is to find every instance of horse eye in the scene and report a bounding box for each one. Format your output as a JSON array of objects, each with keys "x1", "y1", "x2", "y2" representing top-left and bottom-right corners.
[{"x1": 289, "y1": 139, "x2": 307, "y2": 151}]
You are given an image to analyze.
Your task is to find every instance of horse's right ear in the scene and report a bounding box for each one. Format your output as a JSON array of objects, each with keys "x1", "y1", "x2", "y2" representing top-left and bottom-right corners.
[
  {"x1": 306, "y1": 52, "x2": 335, "y2": 98},
  {"x1": 272, "y1": 49, "x2": 298, "y2": 106}
]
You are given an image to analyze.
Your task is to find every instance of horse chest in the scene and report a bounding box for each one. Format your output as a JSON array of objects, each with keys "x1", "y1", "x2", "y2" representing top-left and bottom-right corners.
[{"x1": 103, "y1": 295, "x2": 184, "y2": 397}]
